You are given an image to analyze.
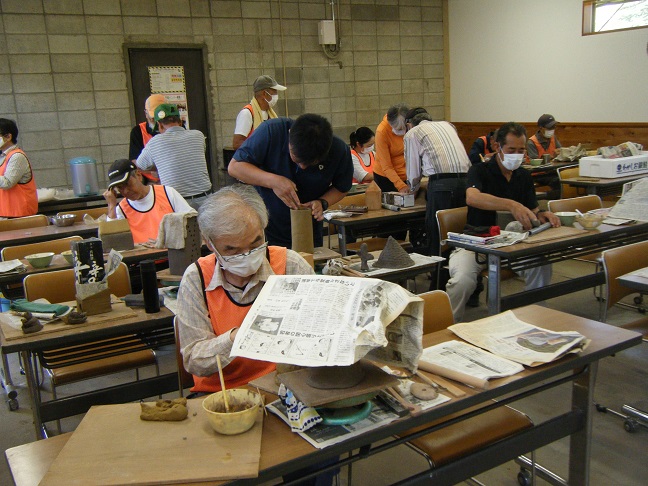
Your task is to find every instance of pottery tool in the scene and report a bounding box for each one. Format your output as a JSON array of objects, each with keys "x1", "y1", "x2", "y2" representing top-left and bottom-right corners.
[
  {"x1": 216, "y1": 355, "x2": 230, "y2": 412},
  {"x1": 386, "y1": 386, "x2": 422, "y2": 416},
  {"x1": 415, "y1": 369, "x2": 467, "y2": 397}
]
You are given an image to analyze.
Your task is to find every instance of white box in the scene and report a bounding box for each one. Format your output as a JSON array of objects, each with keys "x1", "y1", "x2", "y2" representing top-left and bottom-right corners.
[
  {"x1": 318, "y1": 20, "x2": 336, "y2": 45},
  {"x1": 382, "y1": 192, "x2": 414, "y2": 207},
  {"x1": 579, "y1": 151, "x2": 648, "y2": 179}
]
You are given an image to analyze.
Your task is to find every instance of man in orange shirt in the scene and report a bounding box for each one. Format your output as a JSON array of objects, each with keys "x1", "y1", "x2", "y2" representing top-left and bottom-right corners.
[{"x1": 373, "y1": 103, "x2": 410, "y2": 194}]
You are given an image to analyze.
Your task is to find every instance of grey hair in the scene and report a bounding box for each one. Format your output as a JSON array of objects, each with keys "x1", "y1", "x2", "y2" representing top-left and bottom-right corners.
[
  {"x1": 386, "y1": 103, "x2": 409, "y2": 125},
  {"x1": 410, "y1": 113, "x2": 433, "y2": 127},
  {"x1": 197, "y1": 184, "x2": 268, "y2": 241}
]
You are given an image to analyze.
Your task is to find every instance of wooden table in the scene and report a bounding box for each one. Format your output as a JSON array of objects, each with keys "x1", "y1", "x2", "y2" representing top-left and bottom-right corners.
[
  {"x1": 448, "y1": 221, "x2": 648, "y2": 315},
  {"x1": 38, "y1": 194, "x2": 107, "y2": 216},
  {"x1": 562, "y1": 174, "x2": 645, "y2": 197},
  {"x1": 0, "y1": 223, "x2": 98, "y2": 252},
  {"x1": 0, "y1": 305, "x2": 176, "y2": 439},
  {"x1": 328, "y1": 202, "x2": 426, "y2": 256},
  {"x1": 4, "y1": 305, "x2": 642, "y2": 485}
]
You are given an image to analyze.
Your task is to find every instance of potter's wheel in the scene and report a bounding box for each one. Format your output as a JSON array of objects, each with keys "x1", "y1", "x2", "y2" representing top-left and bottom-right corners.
[{"x1": 317, "y1": 401, "x2": 373, "y2": 425}]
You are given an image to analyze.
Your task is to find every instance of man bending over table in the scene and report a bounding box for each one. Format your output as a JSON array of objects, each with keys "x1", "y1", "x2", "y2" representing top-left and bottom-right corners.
[
  {"x1": 175, "y1": 184, "x2": 313, "y2": 393},
  {"x1": 445, "y1": 122, "x2": 560, "y2": 321}
]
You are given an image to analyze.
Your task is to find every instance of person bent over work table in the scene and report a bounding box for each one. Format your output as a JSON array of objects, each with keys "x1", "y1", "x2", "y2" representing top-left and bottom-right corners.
[
  {"x1": 445, "y1": 122, "x2": 560, "y2": 322},
  {"x1": 176, "y1": 184, "x2": 314, "y2": 393},
  {"x1": 228, "y1": 114, "x2": 353, "y2": 248}
]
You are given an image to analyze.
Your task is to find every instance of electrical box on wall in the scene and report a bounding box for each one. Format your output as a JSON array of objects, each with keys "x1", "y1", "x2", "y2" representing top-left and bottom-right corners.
[{"x1": 318, "y1": 20, "x2": 336, "y2": 45}]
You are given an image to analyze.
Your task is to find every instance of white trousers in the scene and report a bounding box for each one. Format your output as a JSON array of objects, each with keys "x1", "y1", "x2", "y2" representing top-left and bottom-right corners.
[{"x1": 446, "y1": 248, "x2": 552, "y2": 322}]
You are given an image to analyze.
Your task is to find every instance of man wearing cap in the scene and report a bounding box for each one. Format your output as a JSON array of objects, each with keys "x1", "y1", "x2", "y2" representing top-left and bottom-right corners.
[
  {"x1": 128, "y1": 94, "x2": 167, "y2": 161},
  {"x1": 232, "y1": 75, "x2": 287, "y2": 150},
  {"x1": 228, "y1": 113, "x2": 353, "y2": 249},
  {"x1": 136, "y1": 103, "x2": 212, "y2": 210},
  {"x1": 103, "y1": 159, "x2": 193, "y2": 244},
  {"x1": 527, "y1": 114, "x2": 561, "y2": 159},
  {"x1": 0, "y1": 118, "x2": 37, "y2": 218}
]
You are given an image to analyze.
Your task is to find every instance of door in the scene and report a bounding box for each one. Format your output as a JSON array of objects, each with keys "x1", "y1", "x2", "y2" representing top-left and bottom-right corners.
[{"x1": 126, "y1": 46, "x2": 215, "y2": 183}]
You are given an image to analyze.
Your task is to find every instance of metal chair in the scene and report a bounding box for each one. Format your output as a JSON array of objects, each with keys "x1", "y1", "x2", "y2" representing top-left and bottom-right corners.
[
  {"x1": 57, "y1": 206, "x2": 108, "y2": 223},
  {"x1": 0, "y1": 235, "x2": 83, "y2": 262},
  {"x1": 395, "y1": 290, "x2": 534, "y2": 482},
  {"x1": 595, "y1": 241, "x2": 648, "y2": 432},
  {"x1": 0, "y1": 214, "x2": 49, "y2": 232},
  {"x1": 557, "y1": 166, "x2": 584, "y2": 199},
  {"x1": 23, "y1": 263, "x2": 158, "y2": 432}
]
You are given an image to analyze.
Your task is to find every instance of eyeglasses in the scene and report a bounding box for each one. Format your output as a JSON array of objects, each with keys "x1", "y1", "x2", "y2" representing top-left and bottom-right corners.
[{"x1": 213, "y1": 242, "x2": 268, "y2": 263}]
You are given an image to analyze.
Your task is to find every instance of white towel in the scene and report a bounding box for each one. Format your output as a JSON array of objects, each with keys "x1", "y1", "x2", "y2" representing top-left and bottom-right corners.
[{"x1": 156, "y1": 210, "x2": 198, "y2": 250}]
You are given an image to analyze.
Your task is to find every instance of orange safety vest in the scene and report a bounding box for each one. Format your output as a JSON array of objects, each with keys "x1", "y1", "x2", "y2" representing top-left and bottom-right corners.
[
  {"x1": 244, "y1": 104, "x2": 254, "y2": 137},
  {"x1": 138, "y1": 122, "x2": 154, "y2": 146},
  {"x1": 192, "y1": 247, "x2": 287, "y2": 392},
  {"x1": 119, "y1": 185, "x2": 173, "y2": 244},
  {"x1": 0, "y1": 148, "x2": 38, "y2": 218},
  {"x1": 529, "y1": 134, "x2": 557, "y2": 158},
  {"x1": 350, "y1": 149, "x2": 375, "y2": 183},
  {"x1": 478, "y1": 135, "x2": 493, "y2": 155}
]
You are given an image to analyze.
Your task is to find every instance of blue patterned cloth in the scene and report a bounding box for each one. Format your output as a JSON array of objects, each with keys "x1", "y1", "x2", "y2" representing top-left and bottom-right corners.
[{"x1": 278, "y1": 384, "x2": 322, "y2": 432}]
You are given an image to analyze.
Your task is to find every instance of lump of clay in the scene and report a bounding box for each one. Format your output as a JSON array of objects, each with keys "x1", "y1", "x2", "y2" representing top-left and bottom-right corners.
[
  {"x1": 372, "y1": 236, "x2": 414, "y2": 269},
  {"x1": 61, "y1": 310, "x2": 87, "y2": 324},
  {"x1": 19, "y1": 312, "x2": 42, "y2": 334},
  {"x1": 140, "y1": 397, "x2": 188, "y2": 421}
]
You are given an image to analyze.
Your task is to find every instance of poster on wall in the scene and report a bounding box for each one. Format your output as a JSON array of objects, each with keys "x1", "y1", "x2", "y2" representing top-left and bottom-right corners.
[{"x1": 148, "y1": 66, "x2": 190, "y2": 129}]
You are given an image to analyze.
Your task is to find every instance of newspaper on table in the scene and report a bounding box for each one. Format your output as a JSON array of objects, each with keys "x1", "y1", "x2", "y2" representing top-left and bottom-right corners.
[
  {"x1": 266, "y1": 380, "x2": 450, "y2": 450},
  {"x1": 448, "y1": 310, "x2": 589, "y2": 367},
  {"x1": 608, "y1": 177, "x2": 648, "y2": 222},
  {"x1": 446, "y1": 230, "x2": 527, "y2": 248},
  {"x1": 0, "y1": 259, "x2": 26, "y2": 275},
  {"x1": 230, "y1": 275, "x2": 423, "y2": 370}
]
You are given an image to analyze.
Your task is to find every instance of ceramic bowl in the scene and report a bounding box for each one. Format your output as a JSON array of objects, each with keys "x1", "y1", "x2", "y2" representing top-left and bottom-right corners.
[
  {"x1": 60, "y1": 250, "x2": 74, "y2": 265},
  {"x1": 50, "y1": 214, "x2": 76, "y2": 227},
  {"x1": 202, "y1": 389, "x2": 261, "y2": 435},
  {"x1": 555, "y1": 211, "x2": 578, "y2": 227},
  {"x1": 24, "y1": 252, "x2": 55, "y2": 269},
  {"x1": 529, "y1": 159, "x2": 543, "y2": 166},
  {"x1": 576, "y1": 213, "x2": 605, "y2": 230}
]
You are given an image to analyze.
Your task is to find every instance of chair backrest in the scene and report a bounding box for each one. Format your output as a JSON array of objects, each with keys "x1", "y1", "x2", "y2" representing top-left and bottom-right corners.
[
  {"x1": 557, "y1": 166, "x2": 581, "y2": 199},
  {"x1": 436, "y1": 206, "x2": 468, "y2": 256},
  {"x1": 0, "y1": 214, "x2": 49, "y2": 232},
  {"x1": 58, "y1": 206, "x2": 108, "y2": 223},
  {"x1": 174, "y1": 317, "x2": 194, "y2": 396},
  {"x1": 23, "y1": 262, "x2": 132, "y2": 303},
  {"x1": 601, "y1": 240, "x2": 648, "y2": 320},
  {"x1": 419, "y1": 290, "x2": 454, "y2": 334},
  {"x1": 1, "y1": 236, "x2": 83, "y2": 261},
  {"x1": 547, "y1": 195, "x2": 602, "y2": 214}
]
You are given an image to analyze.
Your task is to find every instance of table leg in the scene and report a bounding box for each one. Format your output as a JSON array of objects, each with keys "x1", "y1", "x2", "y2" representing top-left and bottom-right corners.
[
  {"x1": 1, "y1": 349, "x2": 18, "y2": 404},
  {"x1": 569, "y1": 362, "x2": 594, "y2": 484},
  {"x1": 487, "y1": 254, "x2": 502, "y2": 315},
  {"x1": 338, "y1": 226, "x2": 348, "y2": 256},
  {"x1": 21, "y1": 350, "x2": 46, "y2": 439}
]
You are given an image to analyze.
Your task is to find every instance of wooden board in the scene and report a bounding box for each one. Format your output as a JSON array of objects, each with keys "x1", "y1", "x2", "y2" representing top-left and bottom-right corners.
[
  {"x1": 40, "y1": 398, "x2": 263, "y2": 485},
  {"x1": 521, "y1": 225, "x2": 587, "y2": 244},
  {"x1": 0, "y1": 302, "x2": 137, "y2": 341}
]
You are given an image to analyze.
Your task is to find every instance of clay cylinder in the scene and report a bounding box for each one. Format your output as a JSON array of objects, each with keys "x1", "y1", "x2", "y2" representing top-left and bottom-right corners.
[
  {"x1": 140, "y1": 260, "x2": 160, "y2": 314},
  {"x1": 365, "y1": 181, "x2": 382, "y2": 211},
  {"x1": 290, "y1": 208, "x2": 314, "y2": 253}
]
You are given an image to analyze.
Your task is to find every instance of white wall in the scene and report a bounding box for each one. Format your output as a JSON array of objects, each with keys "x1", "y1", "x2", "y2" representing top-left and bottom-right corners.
[{"x1": 448, "y1": 0, "x2": 648, "y2": 122}]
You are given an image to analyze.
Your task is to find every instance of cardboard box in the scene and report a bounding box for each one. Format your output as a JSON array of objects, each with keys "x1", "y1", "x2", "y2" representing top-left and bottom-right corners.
[{"x1": 579, "y1": 151, "x2": 648, "y2": 179}]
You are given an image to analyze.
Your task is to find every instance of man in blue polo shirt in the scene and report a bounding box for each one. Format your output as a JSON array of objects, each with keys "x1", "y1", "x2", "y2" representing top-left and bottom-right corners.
[{"x1": 228, "y1": 114, "x2": 353, "y2": 248}]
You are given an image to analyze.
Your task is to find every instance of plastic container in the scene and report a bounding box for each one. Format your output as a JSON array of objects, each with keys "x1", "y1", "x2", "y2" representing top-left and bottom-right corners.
[
  {"x1": 140, "y1": 260, "x2": 160, "y2": 313},
  {"x1": 69, "y1": 156, "x2": 100, "y2": 196}
]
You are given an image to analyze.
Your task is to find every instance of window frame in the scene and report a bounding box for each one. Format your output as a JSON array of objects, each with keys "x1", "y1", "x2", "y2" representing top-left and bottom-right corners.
[{"x1": 582, "y1": 0, "x2": 648, "y2": 35}]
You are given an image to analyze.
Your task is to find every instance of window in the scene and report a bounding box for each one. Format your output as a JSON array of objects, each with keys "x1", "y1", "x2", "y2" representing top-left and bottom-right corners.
[{"x1": 583, "y1": 0, "x2": 648, "y2": 34}]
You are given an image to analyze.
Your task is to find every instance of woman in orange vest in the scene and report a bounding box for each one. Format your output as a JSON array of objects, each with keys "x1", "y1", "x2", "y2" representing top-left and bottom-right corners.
[
  {"x1": 103, "y1": 159, "x2": 193, "y2": 244},
  {"x1": 0, "y1": 118, "x2": 37, "y2": 218},
  {"x1": 174, "y1": 184, "x2": 314, "y2": 393},
  {"x1": 349, "y1": 127, "x2": 375, "y2": 183}
]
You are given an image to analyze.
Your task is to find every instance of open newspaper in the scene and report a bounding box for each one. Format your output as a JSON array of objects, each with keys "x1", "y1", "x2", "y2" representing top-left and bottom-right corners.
[
  {"x1": 230, "y1": 275, "x2": 423, "y2": 370},
  {"x1": 609, "y1": 177, "x2": 648, "y2": 222},
  {"x1": 448, "y1": 310, "x2": 589, "y2": 367}
]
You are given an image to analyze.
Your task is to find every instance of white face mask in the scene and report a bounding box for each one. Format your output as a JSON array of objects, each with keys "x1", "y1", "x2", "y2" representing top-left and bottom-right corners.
[
  {"x1": 215, "y1": 242, "x2": 268, "y2": 278},
  {"x1": 500, "y1": 151, "x2": 525, "y2": 171},
  {"x1": 361, "y1": 145, "x2": 374, "y2": 154},
  {"x1": 543, "y1": 129, "x2": 555, "y2": 138},
  {"x1": 266, "y1": 91, "x2": 279, "y2": 108},
  {"x1": 392, "y1": 128, "x2": 406, "y2": 136}
]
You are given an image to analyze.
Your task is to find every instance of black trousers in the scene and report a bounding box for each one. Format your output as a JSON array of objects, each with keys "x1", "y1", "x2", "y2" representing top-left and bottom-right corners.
[
  {"x1": 425, "y1": 175, "x2": 467, "y2": 256},
  {"x1": 373, "y1": 173, "x2": 407, "y2": 241}
]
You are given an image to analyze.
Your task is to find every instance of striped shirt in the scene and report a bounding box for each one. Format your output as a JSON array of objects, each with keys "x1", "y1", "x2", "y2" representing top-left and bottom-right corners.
[
  {"x1": 405, "y1": 121, "x2": 471, "y2": 192},
  {"x1": 136, "y1": 126, "x2": 211, "y2": 198}
]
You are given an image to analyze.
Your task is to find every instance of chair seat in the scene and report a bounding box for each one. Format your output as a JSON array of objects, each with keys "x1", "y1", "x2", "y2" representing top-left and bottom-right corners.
[
  {"x1": 346, "y1": 237, "x2": 411, "y2": 253},
  {"x1": 48, "y1": 349, "x2": 156, "y2": 386},
  {"x1": 401, "y1": 405, "x2": 533, "y2": 467}
]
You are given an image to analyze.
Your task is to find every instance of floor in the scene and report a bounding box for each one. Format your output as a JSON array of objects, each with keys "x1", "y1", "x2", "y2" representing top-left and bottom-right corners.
[{"x1": 1, "y1": 259, "x2": 647, "y2": 485}]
